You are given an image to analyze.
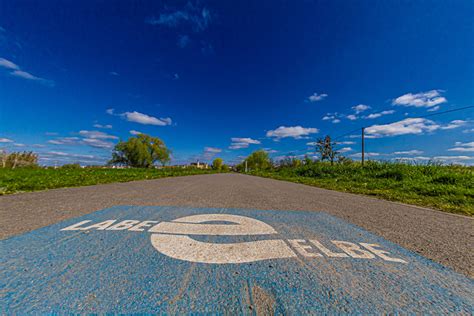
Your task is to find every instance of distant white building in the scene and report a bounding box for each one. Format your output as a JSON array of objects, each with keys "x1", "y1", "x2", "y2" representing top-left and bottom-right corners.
[{"x1": 190, "y1": 161, "x2": 209, "y2": 169}]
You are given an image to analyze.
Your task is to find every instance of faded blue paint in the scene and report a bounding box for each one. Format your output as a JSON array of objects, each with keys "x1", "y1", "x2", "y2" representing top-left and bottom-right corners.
[{"x1": 1, "y1": 205, "x2": 473, "y2": 314}]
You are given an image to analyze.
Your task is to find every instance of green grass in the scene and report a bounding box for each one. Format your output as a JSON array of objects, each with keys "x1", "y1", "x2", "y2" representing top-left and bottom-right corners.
[
  {"x1": 245, "y1": 161, "x2": 474, "y2": 216},
  {"x1": 0, "y1": 167, "x2": 222, "y2": 195}
]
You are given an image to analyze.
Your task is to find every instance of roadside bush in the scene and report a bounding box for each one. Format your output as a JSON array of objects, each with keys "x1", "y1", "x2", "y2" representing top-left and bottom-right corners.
[
  {"x1": 431, "y1": 174, "x2": 458, "y2": 185},
  {"x1": 375, "y1": 170, "x2": 404, "y2": 181},
  {"x1": 61, "y1": 163, "x2": 82, "y2": 169},
  {"x1": 0, "y1": 151, "x2": 38, "y2": 169},
  {"x1": 245, "y1": 160, "x2": 474, "y2": 215}
]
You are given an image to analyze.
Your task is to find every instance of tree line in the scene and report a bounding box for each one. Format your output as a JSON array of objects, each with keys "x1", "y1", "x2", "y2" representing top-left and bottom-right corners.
[{"x1": 237, "y1": 135, "x2": 348, "y2": 171}]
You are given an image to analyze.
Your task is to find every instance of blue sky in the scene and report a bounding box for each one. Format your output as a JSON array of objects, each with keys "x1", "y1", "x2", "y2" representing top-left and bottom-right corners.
[{"x1": 1, "y1": 0, "x2": 473, "y2": 165}]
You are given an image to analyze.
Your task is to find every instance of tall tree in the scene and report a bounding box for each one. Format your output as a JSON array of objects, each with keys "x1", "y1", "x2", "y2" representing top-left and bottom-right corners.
[
  {"x1": 243, "y1": 150, "x2": 272, "y2": 171},
  {"x1": 212, "y1": 158, "x2": 223, "y2": 170},
  {"x1": 315, "y1": 135, "x2": 339, "y2": 165},
  {"x1": 109, "y1": 134, "x2": 170, "y2": 168}
]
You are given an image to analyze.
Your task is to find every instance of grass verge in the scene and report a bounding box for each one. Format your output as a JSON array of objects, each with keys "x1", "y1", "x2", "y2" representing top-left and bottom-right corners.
[
  {"x1": 0, "y1": 167, "x2": 222, "y2": 195},
  {"x1": 245, "y1": 161, "x2": 473, "y2": 216}
]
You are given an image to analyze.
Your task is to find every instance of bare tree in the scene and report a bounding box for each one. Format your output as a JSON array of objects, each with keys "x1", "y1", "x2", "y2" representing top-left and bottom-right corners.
[{"x1": 315, "y1": 135, "x2": 339, "y2": 165}]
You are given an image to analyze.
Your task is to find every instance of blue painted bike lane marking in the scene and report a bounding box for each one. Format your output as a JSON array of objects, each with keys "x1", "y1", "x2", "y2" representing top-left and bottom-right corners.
[{"x1": 1, "y1": 205, "x2": 473, "y2": 314}]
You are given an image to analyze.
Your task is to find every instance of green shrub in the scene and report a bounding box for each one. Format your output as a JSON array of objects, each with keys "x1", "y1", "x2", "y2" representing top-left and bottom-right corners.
[{"x1": 432, "y1": 174, "x2": 458, "y2": 185}]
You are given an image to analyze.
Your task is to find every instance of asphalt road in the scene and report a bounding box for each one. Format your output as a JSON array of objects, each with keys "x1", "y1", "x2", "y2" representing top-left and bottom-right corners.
[{"x1": 1, "y1": 173, "x2": 472, "y2": 278}]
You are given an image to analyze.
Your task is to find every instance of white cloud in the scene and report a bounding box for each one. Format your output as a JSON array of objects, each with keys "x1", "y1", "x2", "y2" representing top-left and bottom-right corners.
[
  {"x1": 352, "y1": 104, "x2": 371, "y2": 114},
  {"x1": 392, "y1": 90, "x2": 447, "y2": 108},
  {"x1": 350, "y1": 152, "x2": 380, "y2": 158},
  {"x1": 229, "y1": 137, "x2": 261, "y2": 149},
  {"x1": 109, "y1": 71, "x2": 119, "y2": 76},
  {"x1": 433, "y1": 155, "x2": 473, "y2": 161},
  {"x1": 338, "y1": 147, "x2": 353, "y2": 153},
  {"x1": 448, "y1": 141, "x2": 474, "y2": 152},
  {"x1": 0, "y1": 138, "x2": 13, "y2": 143},
  {"x1": 229, "y1": 143, "x2": 248, "y2": 149},
  {"x1": 130, "y1": 130, "x2": 143, "y2": 135},
  {"x1": 337, "y1": 141, "x2": 355, "y2": 145},
  {"x1": 427, "y1": 106, "x2": 440, "y2": 112},
  {"x1": 463, "y1": 128, "x2": 474, "y2": 134},
  {"x1": 45, "y1": 151, "x2": 97, "y2": 159},
  {"x1": 48, "y1": 132, "x2": 117, "y2": 149},
  {"x1": 307, "y1": 92, "x2": 328, "y2": 103},
  {"x1": 322, "y1": 115, "x2": 334, "y2": 120},
  {"x1": 79, "y1": 130, "x2": 118, "y2": 140},
  {"x1": 263, "y1": 148, "x2": 278, "y2": 153},
  {"x1": 10, "y1": 70, "x2": 54, "y2": 86},
  {"x1": 13, "y1": 143, "x2": 25, "y2": 147},
  {"x1": 231, "y1": 137, "x2": 260, "y2": 145},
  {"x1": 93, "y1": 124, "x2": 112, "y2": 129},
  {"x1": 48, "y1": 137, "x2": 80, "y2": 145},
  {"x1": 393, "y1": 150, "x2": 424, "y2": 155},
  {"x1": 441, "y1": 120, "x2": 466, "y2": 130},
  {"x1": 204, "y1": 147, "x2": 221, "y2": 153},
  {"x1": 111, "y1": 110, "x2": 172, "y2": 126},
  {"x1": 346, "y1": 114, "x2": 357, "y2": 120},
  {"x1": 0, "y1": 57, "x2": 19, "y2": 70},
  {"x1": 0, "y1": 57, "x2": 54, "y2": 86},
  {"x1": 82, "y1": 138, "x2": 114, "y2": 149},
  {"x1": 323, "y1": 112, "x2": 341, "y2": 121},
  {"x1": 365, "y1": 118, "x2": 440, "y2": 137},
  {"x1": 146, "y1": 3, "x2": 212, "y2": 32},
  {"x1": 365, "y1": 110, "x2": 395, "y2": 119},
  {"x1": 266, "y1": 126, "x2": 319, "y2": 139}
]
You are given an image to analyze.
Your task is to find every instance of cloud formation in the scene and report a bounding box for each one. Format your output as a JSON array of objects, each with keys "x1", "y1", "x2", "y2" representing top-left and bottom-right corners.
[
  {"x1": 229, "y1": 137, "x2": 261, "y2": 149},
  {"x1": 307, "y1": 92, "x2": 328, "y2": 103},
  {"x1": 146, "y1": 3, "x2": 212, "y2": 32},
  {"x1": 48, "y1": 131, "x2": 117, "y2": 149},
  {"x1": 392, "y1": 90, "x2": 447, "y2": 108},
  {"x1": 39, "y1": 151, "x2": 107, "y2": 165},
  {"x1": 78, "y1": 130, "x2": 118, "y2": 139},
  {"x1": 448, "y1": 141, "x2": 474, "y2": 152},
  {"x1": 48, "y1": 137, "x2": 80, "y2": 145},
  {"x1": 93, "y1": 124, "x2": 112, "y2": 129},
  {"x1": 365, "y1": 118, "x2": 465, "y2": 137},
  {"x1": 266, "y1": 126, "x2": 318, "y2": 139},
  {"x1": 365, "y1": 110, "x2": 395, "y2": 119},
  {"x1": 441, "y1": 120, "x2": 466, "y2": 130},
  {"x1": 352, "y1": 104, "x2": 371, "y2": 114},
  {"x1": 0, "y1": 57, "x2": 54, "y2": 86},
  {"x1": 0, "y1": 138, "x2": 13, "y2": 143},
  {"x1": 108, "y1": 109, "x2": 172, "y2": 126},
  {"x1": 82, "y1": 138, "x2": 115, "y2": 149},
  {"x1": 204, "y1": 147, "x2": 221, "y2": 153},
  {"x1": 346, "y1": 114, "x2": 357, "y2": 121},
  {"x1": 338, "y1": 147, "x2": 353, "y2": 153},
  {"x1": 393, "y1": 150, "x2": 424, "y2": 155},
  {"x1": 350, "y1": 152, "x2": 380, "y2": 158}
]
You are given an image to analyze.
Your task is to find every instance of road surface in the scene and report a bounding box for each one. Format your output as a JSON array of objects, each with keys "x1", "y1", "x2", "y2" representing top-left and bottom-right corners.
[{"x1": 1, "y1": 173, "x2": 473, "y2": 313}]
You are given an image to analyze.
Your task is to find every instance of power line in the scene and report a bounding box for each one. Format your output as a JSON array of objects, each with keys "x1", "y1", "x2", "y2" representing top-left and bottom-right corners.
[
  {"x1": 332, "y1": 105, "x2": 473, "y2": 141},
  {"x1": 333, "y1": 128, "x2": 360, "y2": 141},
  {"x1": 277, "y1": 105, "x2": 473, "y2": 162},
  {"x1": 411, "y1": 105, "x2": 474, "y2": 120}
]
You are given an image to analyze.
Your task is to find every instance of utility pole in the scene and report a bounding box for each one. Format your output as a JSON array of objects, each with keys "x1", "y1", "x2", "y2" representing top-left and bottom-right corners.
[
  {"x1": 245, "y1": 160, "x2": 248, "y2": 173},
  {"x1": 361, "y1": 127, "x2": 365, "y2": 166}
]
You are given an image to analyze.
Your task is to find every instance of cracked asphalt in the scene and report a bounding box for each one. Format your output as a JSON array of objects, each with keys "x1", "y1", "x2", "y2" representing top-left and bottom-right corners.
[{"x1": 1, "y1": 173, "x2": 472, "y2": 277}]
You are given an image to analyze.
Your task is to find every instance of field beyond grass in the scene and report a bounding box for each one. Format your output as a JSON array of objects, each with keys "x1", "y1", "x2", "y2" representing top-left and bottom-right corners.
[
  {"x1": 246, "y1": 161, "x2": 474, "y2": 216},
  {"x1": 0, "y1": 167, "x2": 221, "y2": 195}
]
